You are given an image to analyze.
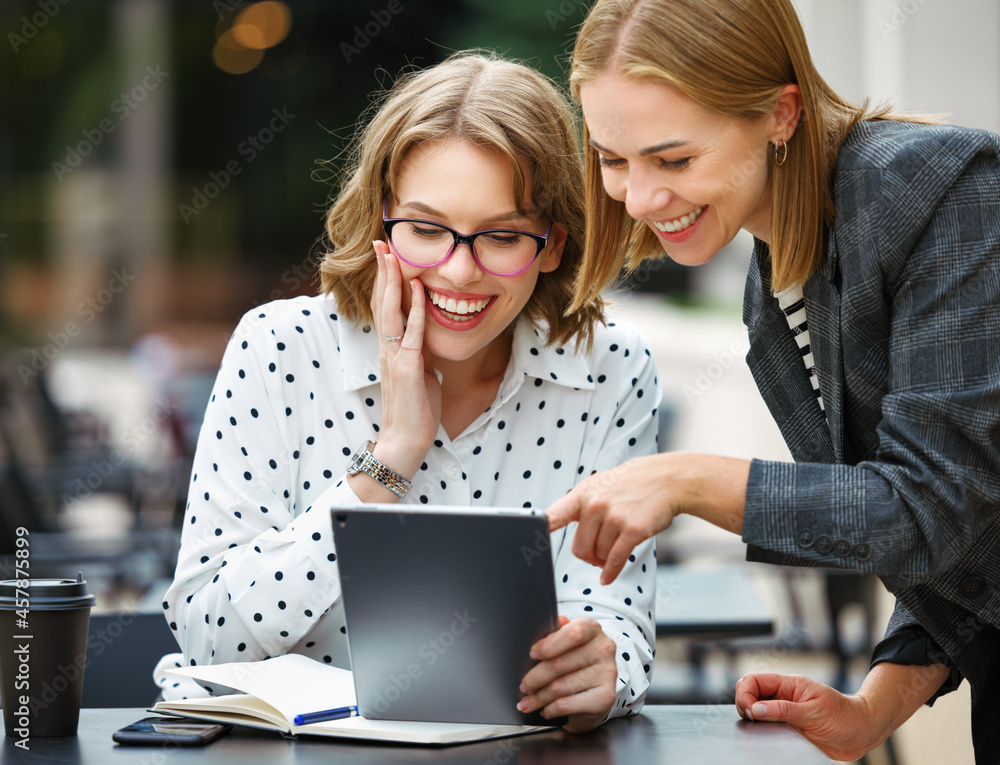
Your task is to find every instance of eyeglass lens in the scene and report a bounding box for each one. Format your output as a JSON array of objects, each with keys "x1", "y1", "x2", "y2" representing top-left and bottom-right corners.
[{"x1": 388, "y1": 221, "x2": 539, "y2": 275}]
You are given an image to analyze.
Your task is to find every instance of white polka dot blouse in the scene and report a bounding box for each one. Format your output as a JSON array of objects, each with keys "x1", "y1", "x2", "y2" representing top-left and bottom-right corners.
[{"x1": 157, "y1": 294, "x2": 661, "y2": 720}]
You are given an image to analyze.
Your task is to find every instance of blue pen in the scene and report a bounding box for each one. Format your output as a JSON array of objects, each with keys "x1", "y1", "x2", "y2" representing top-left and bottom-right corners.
[{"x1": 293, "y1": 705, "x2": 359, "y2": 726}]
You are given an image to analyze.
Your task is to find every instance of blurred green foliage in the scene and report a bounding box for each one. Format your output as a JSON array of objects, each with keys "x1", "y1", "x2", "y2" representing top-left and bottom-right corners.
[{"x1": 0, "y1": 0, "x2": 593, "y2": 286}]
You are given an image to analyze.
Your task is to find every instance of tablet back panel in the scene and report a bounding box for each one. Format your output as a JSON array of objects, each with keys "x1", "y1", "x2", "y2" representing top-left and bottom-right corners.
[{"x1": 331, "y1": 504, "x2": 558, "y2": 726}]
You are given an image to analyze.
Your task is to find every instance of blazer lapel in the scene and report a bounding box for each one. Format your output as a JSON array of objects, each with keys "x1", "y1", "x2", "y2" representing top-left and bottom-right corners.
[
  {"x1": 803, "y1": 234, "x2": 845, "y2": 462},
  {"x1": 744, "y1": 240, "x2": 836, "y2": 464}
]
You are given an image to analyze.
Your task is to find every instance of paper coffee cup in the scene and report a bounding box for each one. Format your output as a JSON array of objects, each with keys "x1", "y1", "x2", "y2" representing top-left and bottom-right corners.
[{"x1": 0, "y1": 574, "x2": 96, "y2": 738}]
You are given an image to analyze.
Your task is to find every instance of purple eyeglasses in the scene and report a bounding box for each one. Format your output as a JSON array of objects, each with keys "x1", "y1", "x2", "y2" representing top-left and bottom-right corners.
[{"x1": 382, "y1": 202, "x2": 553, "y2": 277}]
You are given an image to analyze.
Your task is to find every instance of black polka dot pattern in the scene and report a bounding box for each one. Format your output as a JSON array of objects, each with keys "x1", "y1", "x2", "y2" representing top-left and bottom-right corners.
[{"x1": 161, "y1": 296, "x2": 660, "y2": 717}]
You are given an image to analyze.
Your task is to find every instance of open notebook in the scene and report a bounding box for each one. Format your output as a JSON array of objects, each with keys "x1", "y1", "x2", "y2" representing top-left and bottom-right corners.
[{"x1": 152, "y1": 654, "x2": 553, "y2": 745}]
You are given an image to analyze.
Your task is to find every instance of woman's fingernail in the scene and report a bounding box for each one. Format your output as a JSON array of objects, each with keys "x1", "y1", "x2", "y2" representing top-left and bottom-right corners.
[
  {"x1": 517, "y1": 698, "x2": 531, "y2": 712},
  {"x1": 744, "y1": 707, "x2": 754, "y2": 721},
  {"x1": 751, "y1": 702, "x2": 767, "y2": 719}
]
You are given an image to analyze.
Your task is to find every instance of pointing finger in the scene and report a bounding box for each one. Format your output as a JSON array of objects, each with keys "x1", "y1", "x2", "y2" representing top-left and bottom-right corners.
[{"x1": 546, "y1": 492, "x2": 582, "y2": 532}]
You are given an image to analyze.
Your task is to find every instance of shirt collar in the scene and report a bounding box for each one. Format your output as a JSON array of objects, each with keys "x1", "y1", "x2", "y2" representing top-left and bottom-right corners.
[
  {"x1": 339, "y1": 322, "x2": 382, "y2": 392},
  {"x1": 506, "y1": 318, "x2": 595, "y2": 391},
  {"x1": 337, "y1": 317, "x2": 595, "y2": 393}
]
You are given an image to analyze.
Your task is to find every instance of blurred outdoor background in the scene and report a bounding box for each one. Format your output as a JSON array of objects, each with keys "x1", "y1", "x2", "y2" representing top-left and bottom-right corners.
[{"x1": 1, "y1": 1, "x2": 997, "y2": 762}]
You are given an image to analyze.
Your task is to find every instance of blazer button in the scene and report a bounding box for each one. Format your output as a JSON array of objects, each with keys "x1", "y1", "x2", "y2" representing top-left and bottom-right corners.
[
  {"x1": 833, "y1": 539, "x2": 852, "y2": 557},
  {"x1": 959, "y1": 575, "x2": 987, "y2": 599},
  {"x1": 854, "y1": 543, "x2": 872, "y2": 561},
  {"x1": 814, "y1": 534, "x2": 833, "y2": 554},
  {"x1": 797, "y1": 530, "x2": 815, "y2": 548}
]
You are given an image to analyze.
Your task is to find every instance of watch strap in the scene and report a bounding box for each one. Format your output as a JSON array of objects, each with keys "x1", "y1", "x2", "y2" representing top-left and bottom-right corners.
[{"x1": 352, "y1": 442, "x2": 411, "y2": 498}]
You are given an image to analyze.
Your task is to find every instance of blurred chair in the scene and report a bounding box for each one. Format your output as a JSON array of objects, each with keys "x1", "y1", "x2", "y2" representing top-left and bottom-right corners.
[
  {"x1": 0, "y1": 354, "x2": 139, "y2": 526},
  {"x1": 129, "y1": 328, "x2": 225, "y2": 527},
  {"x1": 0, "y1": 423, "x2": 50, "y2": 552},
  {"x1": 0, "y1": 352, "x2": 180, "y2": 589},
  {"x1": 82, "y1": 611, "x2": 178, "y2": 708}
]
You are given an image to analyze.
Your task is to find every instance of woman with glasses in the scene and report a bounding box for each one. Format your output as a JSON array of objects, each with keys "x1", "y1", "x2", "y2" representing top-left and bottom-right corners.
[{"x1": 158, "y1": 51, "x2": 659, "y2": 733}]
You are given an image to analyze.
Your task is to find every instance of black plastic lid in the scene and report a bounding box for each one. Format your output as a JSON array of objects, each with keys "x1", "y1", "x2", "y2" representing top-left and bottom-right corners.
[{"x1": 0, "y1": 573, "x2": 96, "y2": 610}]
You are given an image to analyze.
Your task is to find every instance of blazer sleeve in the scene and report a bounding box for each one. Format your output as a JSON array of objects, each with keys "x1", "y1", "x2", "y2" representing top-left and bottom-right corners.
[
  {"x1": 871, "y1": 599, "x2": 963, "y2": 704},
  {"x1": 742, "y1": 129, "x2": 1000, "y2": 592}
]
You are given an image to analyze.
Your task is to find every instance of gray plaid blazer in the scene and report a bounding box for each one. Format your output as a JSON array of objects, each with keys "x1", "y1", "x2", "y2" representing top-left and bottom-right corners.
[{"x1": 740, "y1": 120, "x2": 1000, "y2": 761}]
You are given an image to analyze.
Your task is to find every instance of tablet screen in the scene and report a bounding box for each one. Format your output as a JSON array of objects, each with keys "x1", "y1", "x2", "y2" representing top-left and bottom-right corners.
[{"x1": 331, "y1": 504, "x2": 561, "y2": 727}]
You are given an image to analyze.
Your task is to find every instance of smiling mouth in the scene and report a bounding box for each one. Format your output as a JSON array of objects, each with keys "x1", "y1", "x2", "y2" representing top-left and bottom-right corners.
[
  {"x1": 653, "y1": 205, "x2": 706, "y2": 233},
  {"x1": 426, "y1": 288, "x2": 493, "y2": 322}
]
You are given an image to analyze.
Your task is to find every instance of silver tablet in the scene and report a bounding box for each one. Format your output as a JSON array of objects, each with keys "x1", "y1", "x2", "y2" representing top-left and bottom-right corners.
[{"x1": 331, "y1": 503, "x2": 561, "y2": 727}]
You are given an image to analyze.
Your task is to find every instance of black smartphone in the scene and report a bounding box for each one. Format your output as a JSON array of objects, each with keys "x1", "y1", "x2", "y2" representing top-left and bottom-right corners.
[{"x1": 112, "y1": 716, "x2": 232, "y2": 746}]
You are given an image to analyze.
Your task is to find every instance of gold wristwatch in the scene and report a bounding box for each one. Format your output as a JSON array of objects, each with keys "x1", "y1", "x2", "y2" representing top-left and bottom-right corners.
[{"x1": 346, "y1": 440, "x2": 411, "y2": 498}]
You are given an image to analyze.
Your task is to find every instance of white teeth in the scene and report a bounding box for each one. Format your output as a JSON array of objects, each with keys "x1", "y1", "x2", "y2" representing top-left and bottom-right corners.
[
  {"x1": 653, "y1": 205, "x2": 706, "y2": 233},
  {"x1": 426, "y1": 289, "x2": 491, "y2": 318}
]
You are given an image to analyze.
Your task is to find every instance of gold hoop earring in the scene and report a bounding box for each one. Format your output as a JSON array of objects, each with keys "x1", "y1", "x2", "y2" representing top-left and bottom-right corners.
[{"x1": 774, "y1": 139, "x2": 788, "y2": 167}]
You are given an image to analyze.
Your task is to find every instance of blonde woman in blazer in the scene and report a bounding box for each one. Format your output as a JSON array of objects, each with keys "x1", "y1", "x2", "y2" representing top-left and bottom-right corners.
[{"x1": 546, "y1": 0, "x2": 1000, "y2": 760}]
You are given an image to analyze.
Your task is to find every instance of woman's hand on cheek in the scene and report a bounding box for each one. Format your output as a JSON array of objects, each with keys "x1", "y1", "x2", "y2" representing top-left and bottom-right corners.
[
  {"x1": 368, "y1": 242, "x2": 442, "y2": 480},
  {"x1": 517, "y1": 615, "x2": 617, "y2": 733}
]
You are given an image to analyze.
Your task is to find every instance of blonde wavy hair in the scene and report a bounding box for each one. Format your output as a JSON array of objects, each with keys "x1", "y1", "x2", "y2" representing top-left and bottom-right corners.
[
  {"x1": 568, "y1": 0, "x2": 937, "y2": 304},
  {"x1": 318, "y1": 51, "x2": 605, "y2": 350}
]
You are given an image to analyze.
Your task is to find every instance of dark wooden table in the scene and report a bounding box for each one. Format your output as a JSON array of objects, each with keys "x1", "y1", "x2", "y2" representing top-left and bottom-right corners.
[{"x1": 6, "y1": 706, "x2": 833, "y2": 764}]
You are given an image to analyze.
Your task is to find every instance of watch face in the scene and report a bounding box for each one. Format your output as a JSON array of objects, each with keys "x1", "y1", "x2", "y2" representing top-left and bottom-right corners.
[{"x1": 348, "y1": 441, "x2": 373, "y2": 474}]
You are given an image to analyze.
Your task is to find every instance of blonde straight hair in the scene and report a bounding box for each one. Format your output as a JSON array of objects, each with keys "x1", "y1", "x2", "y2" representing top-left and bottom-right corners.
[
  {"x1": 568, "y1": 0, "x2": 937, "y2": 305},
  {"x1": 318, "y1": 51, "x2": 605, "y2": 351}
]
